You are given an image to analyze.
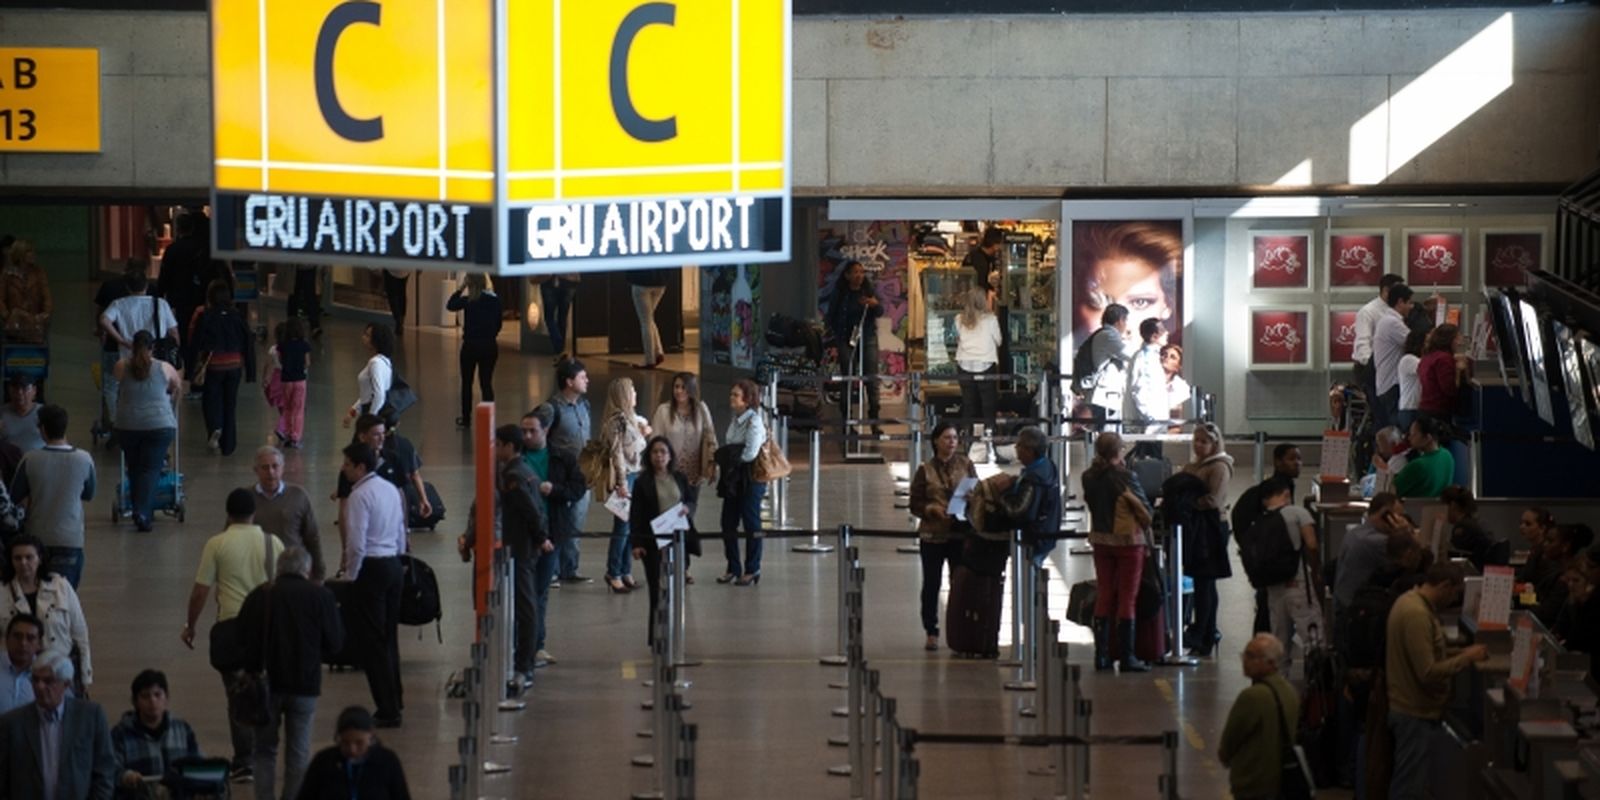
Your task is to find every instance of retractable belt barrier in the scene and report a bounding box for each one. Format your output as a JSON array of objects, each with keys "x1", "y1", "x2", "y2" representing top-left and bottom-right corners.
[
  {"x1": 449, "y1": 549, "x2": 523, "y2": 800},
  {"x1": 631, "y1": 531, "x2": 697, "y2": 800},
  {"x1": 816, "y1": 525, "x2": 1182, "y2": 800}
]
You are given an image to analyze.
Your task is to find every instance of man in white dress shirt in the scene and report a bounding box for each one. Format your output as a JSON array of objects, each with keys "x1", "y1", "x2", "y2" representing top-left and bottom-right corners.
[
  {"x1": 1351, "y1": 274, "x2": 1404, "y2": 414},
  {"x1": 339, "y1": 442, "x2": 407, "y2": 728},
  {"x1": 1372, "y1": 284, "x2": 1416, "y2": 431}
]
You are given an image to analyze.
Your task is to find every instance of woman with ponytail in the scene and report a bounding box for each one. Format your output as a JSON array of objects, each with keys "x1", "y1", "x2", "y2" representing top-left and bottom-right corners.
[{"x1": 113, "y1": 331, "x2": 181, "y2": 531}]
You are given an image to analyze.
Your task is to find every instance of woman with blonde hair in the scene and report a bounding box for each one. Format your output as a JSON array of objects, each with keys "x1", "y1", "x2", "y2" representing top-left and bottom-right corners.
[
  {"x1": 651, "y1": 372, "x2": 718, "y2": 486},
  {"x1": 447, "y1": 273, "x2": 504, "y2": 427},
  {"x1": 1180, "y1": 422, "x2": 1234, "y2": 656},
  {"x1": 600, "y1": 376, "x2": 651, "y2": 593},
  {"x1": 954, "y1": 286, "x2": 1003, "y2": 462}
]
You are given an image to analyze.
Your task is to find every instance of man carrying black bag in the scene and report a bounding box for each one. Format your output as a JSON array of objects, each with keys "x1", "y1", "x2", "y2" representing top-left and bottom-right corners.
[{"x1": 180, "y1": 489, "x2": 285, "y2": 784}]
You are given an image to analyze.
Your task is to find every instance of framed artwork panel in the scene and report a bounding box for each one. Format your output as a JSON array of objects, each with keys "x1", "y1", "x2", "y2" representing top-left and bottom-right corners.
[
  {"x1": 1325, "y1": 229, "x2": 1389, "y2": 292},
  {"x1": 1403, "y1": 229, "x2": 1466, "y2": 290},
  {"x1": 1250, "y1": 306, "x2": 1314, "y2": 370},
  {"x1": 1480, "y1": 229, "x2": 1546, "y2": 288},
  {"x1": 1250, "y1": 230, "x2": 1314, "y2": 291},
  {"x1": 1327, "y1": 306, "x2": 1361, "y2": 366}
]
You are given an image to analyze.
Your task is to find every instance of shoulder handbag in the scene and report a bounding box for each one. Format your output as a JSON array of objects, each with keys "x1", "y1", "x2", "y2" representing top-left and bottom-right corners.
[
  {"x1": 579, "y1": 439, "x2": 615, "y2": 497},
  {"x1": 752, "y1": 415, "x2": 791, "y2": 483},
  {"x1": 376, "y1": 357, "x2": 418, "y2": 421},
  {"x1": 228, "y1": 530, "x2": 276, "y2": 728},
  {"x1": 1268, "y1": 681, "x2": 1316, "y2": 800}
]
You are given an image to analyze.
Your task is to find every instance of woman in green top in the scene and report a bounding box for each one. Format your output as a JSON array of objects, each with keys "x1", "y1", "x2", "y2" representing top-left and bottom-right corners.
[{"x1": 1393, "y1": 416, "x2": 1454, "y2": 498}]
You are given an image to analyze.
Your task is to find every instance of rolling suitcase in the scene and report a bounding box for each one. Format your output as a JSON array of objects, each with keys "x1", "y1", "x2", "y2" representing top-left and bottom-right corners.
[
  {"x1": 405, "y1": 481, "x2": 446, "y2": 530},
  {"x1": 945, "y1": 565, "x2": 1003, "y2": 658},
  {"x1": 1109, "y1": 606, "x2": 1168, "y2": 663}
]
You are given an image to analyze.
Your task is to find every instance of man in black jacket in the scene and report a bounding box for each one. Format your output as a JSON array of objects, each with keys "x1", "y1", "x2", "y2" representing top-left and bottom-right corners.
[
  {"x1": 239, "y1": 546, "x2": 345, "y2": 800},
  {"x1": 457, "y1": 426, "x2": 548, "y2": 688},
  {"x1": 525, "y1": 405, "x2": 585, "y2": 667}
]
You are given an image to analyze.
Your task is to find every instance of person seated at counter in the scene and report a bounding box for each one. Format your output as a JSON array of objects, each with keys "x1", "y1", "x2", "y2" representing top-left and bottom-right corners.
[
  {"x1": 1363, "y1": 426, "x2": 1407, "y2": 497},
  {"x1": 1440, "y1": 485, "x2": 1506, "y2": 572},
  {"x1": 1516, "y1": 507, "x2": 1559, "y2": 585},
  {"x1": 1370, "y1": 533, "x2": 1431, "y2": 597},
  {"x1": 1392, "y1": 417, "x2": 1453, "y2": 499},
  {"x1": 1553, "y1": 557, "x2": 1600, "y2": 660},
  {"x1": 1532, "y1": 524, "x2": 1595, "y2": 628}
]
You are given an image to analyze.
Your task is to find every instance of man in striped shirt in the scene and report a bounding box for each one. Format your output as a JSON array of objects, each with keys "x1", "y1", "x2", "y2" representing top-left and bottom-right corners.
[{"x1": 339, "y1": 442, "x2": 408, "y2": 728}]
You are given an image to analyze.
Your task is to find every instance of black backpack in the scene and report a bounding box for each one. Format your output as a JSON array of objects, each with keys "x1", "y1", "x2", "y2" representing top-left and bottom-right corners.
[
  {"x1": 398, "y1": 554, "x2": 442, "y2": 640},
  {"x1": 1071, "y1": 328, "x2": 1107, "y2": 395},
  {"x1": 1239, "y1": 511, "x2": 1302, "y2": 589},
  {"x1": 1231, "y1": 482, "x2": 1268, "y2": 539},
  {"x1": 1343, "y1": 583, "x2": 1397, "y2": 670}
]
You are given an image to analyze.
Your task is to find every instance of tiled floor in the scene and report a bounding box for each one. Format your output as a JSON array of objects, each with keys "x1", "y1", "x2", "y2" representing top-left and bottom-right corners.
[{"x1": 46, "y1": 281, "x2": 1302, "y2": 798}]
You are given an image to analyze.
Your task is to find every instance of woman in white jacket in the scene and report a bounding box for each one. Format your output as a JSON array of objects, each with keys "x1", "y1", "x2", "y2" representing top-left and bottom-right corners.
[
  {"x1": 343, "y1": 322, "x2": 395, "y2": 428},
  {"x1": 0, "y1": 534, "x2": 91, "y2": 688},
  {"x1": 954, "y1": 288, "x2": 1003, "y2": 463}
]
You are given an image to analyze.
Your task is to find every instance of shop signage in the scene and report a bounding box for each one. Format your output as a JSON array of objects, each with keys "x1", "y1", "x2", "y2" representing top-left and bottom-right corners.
[
  {"x1": 1249, "y1": 307, "x2": 1311, "y2": 369},
  {"x1": 210, "y1": 0, "x2": 791, "y2": 274},
  {"x1": 0, "y1": 48, "x2": 100, "y2": 153}
]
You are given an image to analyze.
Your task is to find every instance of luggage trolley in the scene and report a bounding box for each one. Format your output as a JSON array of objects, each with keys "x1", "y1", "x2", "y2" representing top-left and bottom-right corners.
[
  {"x1": 112, "y1": 392, "x2": 186, "y2": 524},
  {"x1": 0, "y1": 328, "x2": 50, "y2": 401}
]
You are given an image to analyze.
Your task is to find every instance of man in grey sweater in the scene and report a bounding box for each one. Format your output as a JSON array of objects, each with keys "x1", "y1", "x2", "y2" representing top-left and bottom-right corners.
[
  {"x1": 10, "y1": 405, "x2": 95, "y2": 588},
  {"x1": 545, "y1": 358, "x2": 592, "y2": 583},
  {"x1": 250, "y1": 446, "x2": 326, "y2": 580}
]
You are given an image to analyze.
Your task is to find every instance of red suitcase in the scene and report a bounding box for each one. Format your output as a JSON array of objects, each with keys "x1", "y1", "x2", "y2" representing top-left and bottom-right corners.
[
  {"x1": 945, "y1": 565, "x2": 1004, "y2": 658},
  {"x1": 1109, "y1": 606, "x2": 1168, "y2": 663}
]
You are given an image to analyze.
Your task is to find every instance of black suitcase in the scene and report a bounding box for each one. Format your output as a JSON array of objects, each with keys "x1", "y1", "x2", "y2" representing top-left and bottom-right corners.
[
  {"x1": 405, "y1": 481, "x2": 446, "y2": 530},
  {"x1": 945, "y1": 565, "x2": 1003, "y2": 658},
  {"x1": 1066, "y1": 580, "x2": 1098, "y2": 627}
]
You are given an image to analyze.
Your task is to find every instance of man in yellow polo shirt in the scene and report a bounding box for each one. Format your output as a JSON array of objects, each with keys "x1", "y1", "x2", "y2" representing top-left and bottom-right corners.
[{"x1": 179, "y1": 488, "x2": 286, "y2": 784}]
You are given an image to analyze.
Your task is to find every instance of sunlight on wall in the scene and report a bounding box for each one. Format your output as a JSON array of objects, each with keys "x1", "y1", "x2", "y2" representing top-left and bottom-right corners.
[{"x1": 1348, "y1": 12, "x2": 1516, "y2": 184}]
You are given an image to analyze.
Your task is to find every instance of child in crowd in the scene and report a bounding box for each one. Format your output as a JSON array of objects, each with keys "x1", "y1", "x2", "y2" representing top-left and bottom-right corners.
[{"x1": 270, "y1": 319, "x2": 312, "y2": 448}]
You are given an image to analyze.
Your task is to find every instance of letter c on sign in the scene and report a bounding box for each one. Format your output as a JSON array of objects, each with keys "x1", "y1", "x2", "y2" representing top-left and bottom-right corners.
[
  {"x1": 610, "y1": 3, "x2": 677, "y2": 143},
  {"x1": 315, "y1": 1, "x2": 384, "y2": 143}
]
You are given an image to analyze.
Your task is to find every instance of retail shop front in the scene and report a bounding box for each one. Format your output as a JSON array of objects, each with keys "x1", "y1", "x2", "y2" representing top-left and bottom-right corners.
[{"x1": 794, "y1": 195, "x2": 1557, "y2": 443}]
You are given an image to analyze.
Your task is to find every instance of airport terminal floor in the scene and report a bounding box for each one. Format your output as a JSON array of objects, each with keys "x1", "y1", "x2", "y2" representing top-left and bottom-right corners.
[{"x1": 49, "y1": 281, "x2": 1283, "y2": 799}]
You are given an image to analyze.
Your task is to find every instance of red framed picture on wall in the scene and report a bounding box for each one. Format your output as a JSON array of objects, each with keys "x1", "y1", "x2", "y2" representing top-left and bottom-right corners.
[
  {"x1": 1328, "y1": 307, "x2": 1360, "y2": 365},
  {"x1": 1404, "y1": 230, "x2": 1466, "y2": 289},
  {"x1": 1325, "y1": 230, "x2": 1388, "y2": 291},
  {"x1": 1250, "y1": 231, "x2": 1313, "y2": 290},
  {"x1": 1250, "y1": 307, "x2": 1313, "y2": 369},
  {"x1": 1481, "y1": 230, "x2": 1544, "y2": 288}
]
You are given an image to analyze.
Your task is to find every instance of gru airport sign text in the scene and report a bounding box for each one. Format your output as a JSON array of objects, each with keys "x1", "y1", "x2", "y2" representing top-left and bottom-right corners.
[{"x1": 210, "y1": 0, "x2": 791, "y2": 274}]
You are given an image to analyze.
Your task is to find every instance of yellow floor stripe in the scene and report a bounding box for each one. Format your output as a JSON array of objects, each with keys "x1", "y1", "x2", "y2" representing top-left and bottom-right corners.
[
  {"x1": 1182, "y1": 721, "x2": 1207, "y2": 752},
  {"x1": 621, "y1": 661, "x2": 637, "y2": 680},
  {"x1": 1155, "y1": 678, "x2": 1209, "y2": 753}
]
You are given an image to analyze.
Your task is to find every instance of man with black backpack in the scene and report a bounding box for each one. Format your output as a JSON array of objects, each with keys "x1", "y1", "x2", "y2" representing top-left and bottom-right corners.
[
  {"x1": 1072, "y1": 304, "x2": 1131, "y2": 429},
  {"x1": 1232, "y1": 444, "x2": 1305, "y2": 634},
  {"x1": 1240, "y1": 477, "x2": 1323, "y2": 676}
]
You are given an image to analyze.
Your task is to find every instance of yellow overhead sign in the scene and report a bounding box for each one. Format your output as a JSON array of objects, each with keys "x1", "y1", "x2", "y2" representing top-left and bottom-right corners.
[
  {"x1": 0, "y1": 48, "x2": 101, "y2": 153},
  {"x1": 211, "y1": 0, "x2": 790, "y2": 272}
]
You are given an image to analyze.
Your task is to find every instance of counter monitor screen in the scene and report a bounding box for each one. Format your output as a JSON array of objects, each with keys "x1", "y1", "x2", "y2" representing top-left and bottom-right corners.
[
  {"x1": 1518, "y1": 298, "x2": 1554, "y2": 426},
  {"x1": 1552, "y1": 320, "x2": 1593, "y2": 450},
  {"x1": 1580, "y1": 337, "x2": 1600, "y2": 449},
  {"x1": 1484, "y1": 288, "x2": 1519, "y2": 396},
  {"x1": 1501, "y1": 290, "x2": 1532, "y2": 407}
]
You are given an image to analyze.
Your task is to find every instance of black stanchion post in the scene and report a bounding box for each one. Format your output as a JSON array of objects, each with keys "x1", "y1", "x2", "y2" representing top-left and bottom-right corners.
[
  {"x1": 1253, "y1": 429, "x2": 1266, "y2": 482},
  {"x1": 676, "y1": 721, "x2": 698, "y2": 800},
  {"x1": 1160, "y1": 730, "x2": 1179, "y2": 800},
  {"x1": 864, "y1": 668, "x2": 880, "y2": 800},
  {"x1": 821, "y1": 525, "x2": 852, "y2": 666}
]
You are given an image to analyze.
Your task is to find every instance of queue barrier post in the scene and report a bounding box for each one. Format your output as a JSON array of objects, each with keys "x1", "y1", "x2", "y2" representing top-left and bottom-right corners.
[
  {"x1": 897, "y1": 427, "x2": 924, "y2": 554},
  {"x1": 494, "y1": 552, "x2": 526, "y2": 714},
  {"x1": 1160, "y1": 730, "x2": 1180, "y2": 800},
  {"x1": 1469, "y1": 429, "x2": 1483, "y2": 499},
  {"x1": 821, "y1": 526, "x2": 853, "y2": 666},
  {"x1": 1000, "y1": 530, "x2": 1027, "y2": 667},
  {"x1": 776, "y1": 413, "x2": 791, "y2": 528},
  {"x1": 1005, "y1": 560, "x2": 1043, "y2": 693},
  {"x1": 864, "y1": 668, "x2": 881, "y2": 800},
  {"x1": 1253, "y1": 430, "x2": 1267, "y2": 483},
  {"x1": 879, "y1": 695, "x2": 898, "y2": 800},
  {"x1": 1161, "y1": 523, "x2": 1198, "y2": 668},
  {"x1": 794, "y1": 429, "x2": 834, "y2": 553},
  {"x1": 670, "y1": 529, "x2": 699, "y2": 669},
  {"x1": 631, "y1": 603, "x2": 670, "y2": 771},
  {"x1": 674, "y1": 720, "x2": 698, "y2": 800}
]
